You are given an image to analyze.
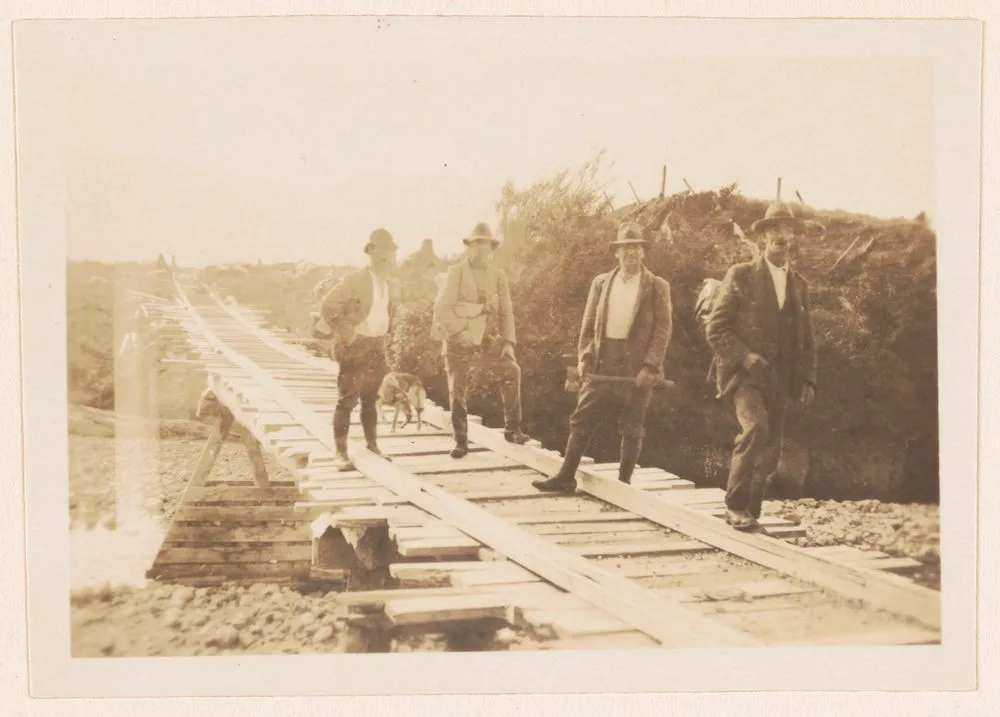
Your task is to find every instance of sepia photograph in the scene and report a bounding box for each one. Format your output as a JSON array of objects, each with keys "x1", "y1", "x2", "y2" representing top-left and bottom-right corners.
[{"x1": 10, "y1": 6, "x2": 983, "y2": 699}]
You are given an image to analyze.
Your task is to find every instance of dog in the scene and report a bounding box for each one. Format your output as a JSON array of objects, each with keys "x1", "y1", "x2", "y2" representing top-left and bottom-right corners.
[{"x1": 377, "y1": 372, "x2": 426, "y2": 432}]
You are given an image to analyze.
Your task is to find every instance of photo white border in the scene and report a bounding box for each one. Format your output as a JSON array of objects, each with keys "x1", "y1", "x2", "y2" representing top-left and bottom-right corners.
[{"x1": 0, "y1": 0, "x2": 995, "y2": 713}]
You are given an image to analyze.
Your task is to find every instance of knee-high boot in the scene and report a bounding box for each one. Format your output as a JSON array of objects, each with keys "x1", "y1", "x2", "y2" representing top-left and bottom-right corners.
[{"x1": 531, "y1": 431, "x2": 591, "y2": 493}]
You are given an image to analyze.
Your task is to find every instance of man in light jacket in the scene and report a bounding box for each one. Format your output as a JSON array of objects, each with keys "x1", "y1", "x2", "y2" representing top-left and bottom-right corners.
[
  {"x1": 320, "y1": 228, "x2": 399, "y2": 470},
  {"x1": 432, "y1": 223, "x2": 530, "y2": 458},
  {"x1": 706, "y1": 201, "x2": 818, "y2": 531},
  {"x1": 533, "y1": 222, "x2": 673, "y2": 493}
]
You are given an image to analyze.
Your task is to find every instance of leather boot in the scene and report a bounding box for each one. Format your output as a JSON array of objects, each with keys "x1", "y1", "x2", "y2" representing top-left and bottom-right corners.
[
  {"x1": 333, "y1": 435, "x2": 354, "y2": 472},
  {"x1": 366, "y1": 441, "x2": 391, "y2": 462},
  {"x1": 619, "y1": 436, "x2": 642, "y2": 485},
  {"x1": 505, "y1": 425, "x2": 530, "y2": 445},
  {"x1": 532, "y1": 432, "x2": 590, "y2": 493}
]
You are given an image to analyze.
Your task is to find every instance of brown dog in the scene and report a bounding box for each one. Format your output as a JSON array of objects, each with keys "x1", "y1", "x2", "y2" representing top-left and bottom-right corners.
[{"x1": 377, "y1": 372, "x2": 426, "y2": 432}]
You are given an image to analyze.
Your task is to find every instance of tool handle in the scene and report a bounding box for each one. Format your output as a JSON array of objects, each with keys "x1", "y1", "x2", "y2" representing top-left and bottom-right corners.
[{"x1": 584, "y1": 373, "x2": 675, "y2": 388}]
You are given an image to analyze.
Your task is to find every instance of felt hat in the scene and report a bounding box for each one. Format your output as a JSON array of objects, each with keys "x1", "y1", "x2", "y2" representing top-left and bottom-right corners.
[
  {"x1": 750, "y1": 201, "x2": 824, "y2": 233},
  {"x1": 609, "y1": 221, "x2": 649, "y2": 248},
  {"x1": 463, "y1": 222, "x2": 500, "y2": 248},
  {"x1": 364, "y1": 228, "x2": 399, "y2": 254}
]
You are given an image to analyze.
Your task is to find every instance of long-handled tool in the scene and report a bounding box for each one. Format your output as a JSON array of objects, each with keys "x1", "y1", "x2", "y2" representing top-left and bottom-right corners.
[{"x1": 585, "y1": 373, "x2": 675, "y2": 389}]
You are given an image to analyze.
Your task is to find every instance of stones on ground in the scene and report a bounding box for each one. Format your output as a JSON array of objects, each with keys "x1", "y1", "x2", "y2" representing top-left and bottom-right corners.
[
  {"x1": 765, "y1": 497, "x2": 940, "y2": 588},
  {"x1": 208, "y1": 625, "x2": 241, "y2": 649},
  {"x1": 161, "y1": 607, "x2": 183, "y2": 629},
  {"x1": 313, "y1": 624, "x2": 335, "y2": 644}
]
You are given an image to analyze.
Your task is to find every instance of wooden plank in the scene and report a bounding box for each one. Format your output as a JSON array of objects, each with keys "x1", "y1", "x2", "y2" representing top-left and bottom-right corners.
[
  {"x1": 513, "y1": 511, "x2": 636, "y2": 525},
  {"x1": 190, "y1": 412, "x2": 232, "y2": 488},
  {"x1": 845, "y1": 557, "x2": 926, "y2": 575},
  {"x1": 633, "y1": 479, "x2": 698, "y2": 491},
  {"x1": 392, "y1": 452, "x2": 526, "y2": 475},
  {"x1": 377, "y1": 435, "x2": 487, "y2": 456},
  {"x1": 809, "y1": 546, "x2": 891, "y2": 560},
  {"x1": 604, "y1": 558, "x2": 732, "y2": 580},
  {"x1": 299, "y1": 479, "x2": 379, "y2": 492},
  {"x1": 574, "y1": 540, "x2": 713, "y2": 558},
  {"x1": 528, "y1": 521, "x2": 655, "y2": 537},
  {"x1": 658, "y1": 580, "x2": 815, "y2": 603},
  {"x1": 164, "y1": 523, "x2": 306, "y2": 543},
  {"x1": 184, "y1": 486, "x2": 302, "y2": 504},
  {"x1": 759, "y1": 525, "x2": 808, "y2": 539},
  {"x1": 389, "y1": 562, "x2": 496, "y2": 588},
  {"x1": 450, "y1": 563, "x2": 542, "y2": 587},
  {"x1": 154, "y1": 543, "x2": 312, "y2": 564},
  {"x1": 446, "y1": 409, "x2": 941, "y2": 630},
  {"x1": 523, "y1": 607, "x2": 634, "y2": 639},
  {"x1": 179, "y1": 286, "x2": 760, "y2": 648},
  {"x1": 654, "y1": 488, "x2": 728, "y2": 504},
  {"x1": 384, "y1": 595, "x2": 515, "y2": 627},
  {"x1": 395, "y1": 537, "x2": 482, "y2": 558},
  {"x1": 147, "y1": 560, "x2": 311, "y2": 581},
  {"x1": 331, "y1": 505, "x2": 432, "y2": 528},
  {"x1": 780, "y1": 627, "x2": 941, "y2": 646},
  {"x1": 174, "y1": 505, "x2": 307, "y2": 523}
]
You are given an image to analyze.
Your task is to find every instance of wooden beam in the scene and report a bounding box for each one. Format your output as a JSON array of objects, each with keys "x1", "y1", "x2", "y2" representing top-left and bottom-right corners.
[
  {"x1": 429, "y1": 415, "x2": 940, "y2": 630},
  {"x1": 243, "y1": 432, "x2": 270, "y2": 487},
  {"x1": 191, "y1": 412, "x2": 232, "y2": 488}
]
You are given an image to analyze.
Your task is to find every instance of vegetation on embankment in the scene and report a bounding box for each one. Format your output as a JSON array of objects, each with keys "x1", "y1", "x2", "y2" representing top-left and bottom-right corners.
[{"x1": 66, "y1": 160, "x2": 938, "y2": 502}]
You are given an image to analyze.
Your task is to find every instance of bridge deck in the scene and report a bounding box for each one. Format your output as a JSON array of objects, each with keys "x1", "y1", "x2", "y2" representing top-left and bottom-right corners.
[{"x1": 136, "y1": 274, "x2": 940, "y2": 651}]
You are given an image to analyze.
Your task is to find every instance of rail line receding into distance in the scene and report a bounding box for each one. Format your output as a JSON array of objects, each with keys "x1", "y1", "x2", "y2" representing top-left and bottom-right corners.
[{"x1": 135, "y1": 271, "x2": 941, "y2": 651}]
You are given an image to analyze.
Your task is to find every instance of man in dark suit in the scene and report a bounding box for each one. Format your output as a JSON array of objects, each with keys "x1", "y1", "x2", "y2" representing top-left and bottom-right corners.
[
  {"x1": 533, "y1": 222, "x2": 673, "y2": 493},
  {"x1": 432, "y1": 223, "x2": 530, "y2": 459},
  {"x1": 706, "y1": 201, "x2": 819, "y2": 530},
  {"x1": 320, "y1": 228, "x2": 399, "y2": 470}
]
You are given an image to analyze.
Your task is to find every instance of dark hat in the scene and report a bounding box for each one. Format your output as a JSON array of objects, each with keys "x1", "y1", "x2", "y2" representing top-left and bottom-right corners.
[
  {"x1": 463, "y1": 223, "x2": 500, "y2": 248},
  {"x1": 609, "y1": 221, "x2": 649, "y2": 248},
  {"x1": 750, "y1": 201, "x2": 825, "y2": 233},
  {"x1": 364, "y1": 228, "x2": 398, "y2": 254}
]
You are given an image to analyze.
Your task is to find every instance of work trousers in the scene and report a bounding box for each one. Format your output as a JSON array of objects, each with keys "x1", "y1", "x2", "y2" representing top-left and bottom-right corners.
[
  {"x1": 724, "y1": 368, "x2": 789, "y2": 519},
  {"x1": 333, "y1": 335, "x2": 388, "y2": 450},
  {"x1": 445, "y1": 344, "x2": 522, "y2": 445},
  {"x1": 569, "y1": 340, "x2": 653, "y2": 441}
]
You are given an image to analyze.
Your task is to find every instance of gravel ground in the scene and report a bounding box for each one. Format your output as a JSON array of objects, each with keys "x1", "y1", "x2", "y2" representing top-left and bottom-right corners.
[
  {"x1": 68, "y1": 430, "x2": 941, "y2": 655},
  {"x1": 765, "y1": 498, "x2": 940, "y2": 590}
]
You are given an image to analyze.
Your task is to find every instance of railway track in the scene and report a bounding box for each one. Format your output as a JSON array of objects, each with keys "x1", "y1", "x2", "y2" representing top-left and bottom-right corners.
[{"x1": 138, "y1": 271, "x2": 941, "y2": 651}]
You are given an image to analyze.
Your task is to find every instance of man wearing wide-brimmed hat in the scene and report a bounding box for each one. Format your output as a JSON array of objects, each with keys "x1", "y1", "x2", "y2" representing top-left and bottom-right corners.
[
  {"x1": 706, "y1": 201, "x2": 819, "y2": 531},
  {"x1": 432, "y1": 222, "x2": 530, "y2": 458},
  {"x1": 533, "y1": 221, "x2": 673, "y2": 493},
  {"x1": 320, "y1": 228, "x2": 400, "y2": 470}
]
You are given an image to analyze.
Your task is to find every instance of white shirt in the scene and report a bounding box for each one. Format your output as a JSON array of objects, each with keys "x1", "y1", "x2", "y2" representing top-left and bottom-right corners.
[
  {"x1": 604, "y1": 270, "x2": 641, "y2": 339},
  {"x1": 356, "y1": 269, "x2": 390, "y2": 337},
  {"x1": 765, "y1": 258, "x2": 789, "y2": 309}
]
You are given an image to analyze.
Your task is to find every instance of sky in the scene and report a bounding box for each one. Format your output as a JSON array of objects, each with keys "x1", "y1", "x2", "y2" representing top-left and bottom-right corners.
[{"x1": 15, "y1": 17, "x2": 934, "y2": 266}]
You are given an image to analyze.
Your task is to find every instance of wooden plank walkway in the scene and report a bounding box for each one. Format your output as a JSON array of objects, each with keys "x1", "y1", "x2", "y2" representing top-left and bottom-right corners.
[{"x1": 134, "y1": 274, "x2": 941, "y2": 651}]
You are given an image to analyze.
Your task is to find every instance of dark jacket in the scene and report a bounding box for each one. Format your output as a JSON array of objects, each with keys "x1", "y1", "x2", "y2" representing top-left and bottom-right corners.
[
  {"x1": 319, "y1": 267, "x2": 399, "y2": 357},
  {"x1": 578, "y1": 266, "x2": 673, "y2": 377},
  {"x1": 706, "y1": 256, "x2": 817, "y2": 400}
]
